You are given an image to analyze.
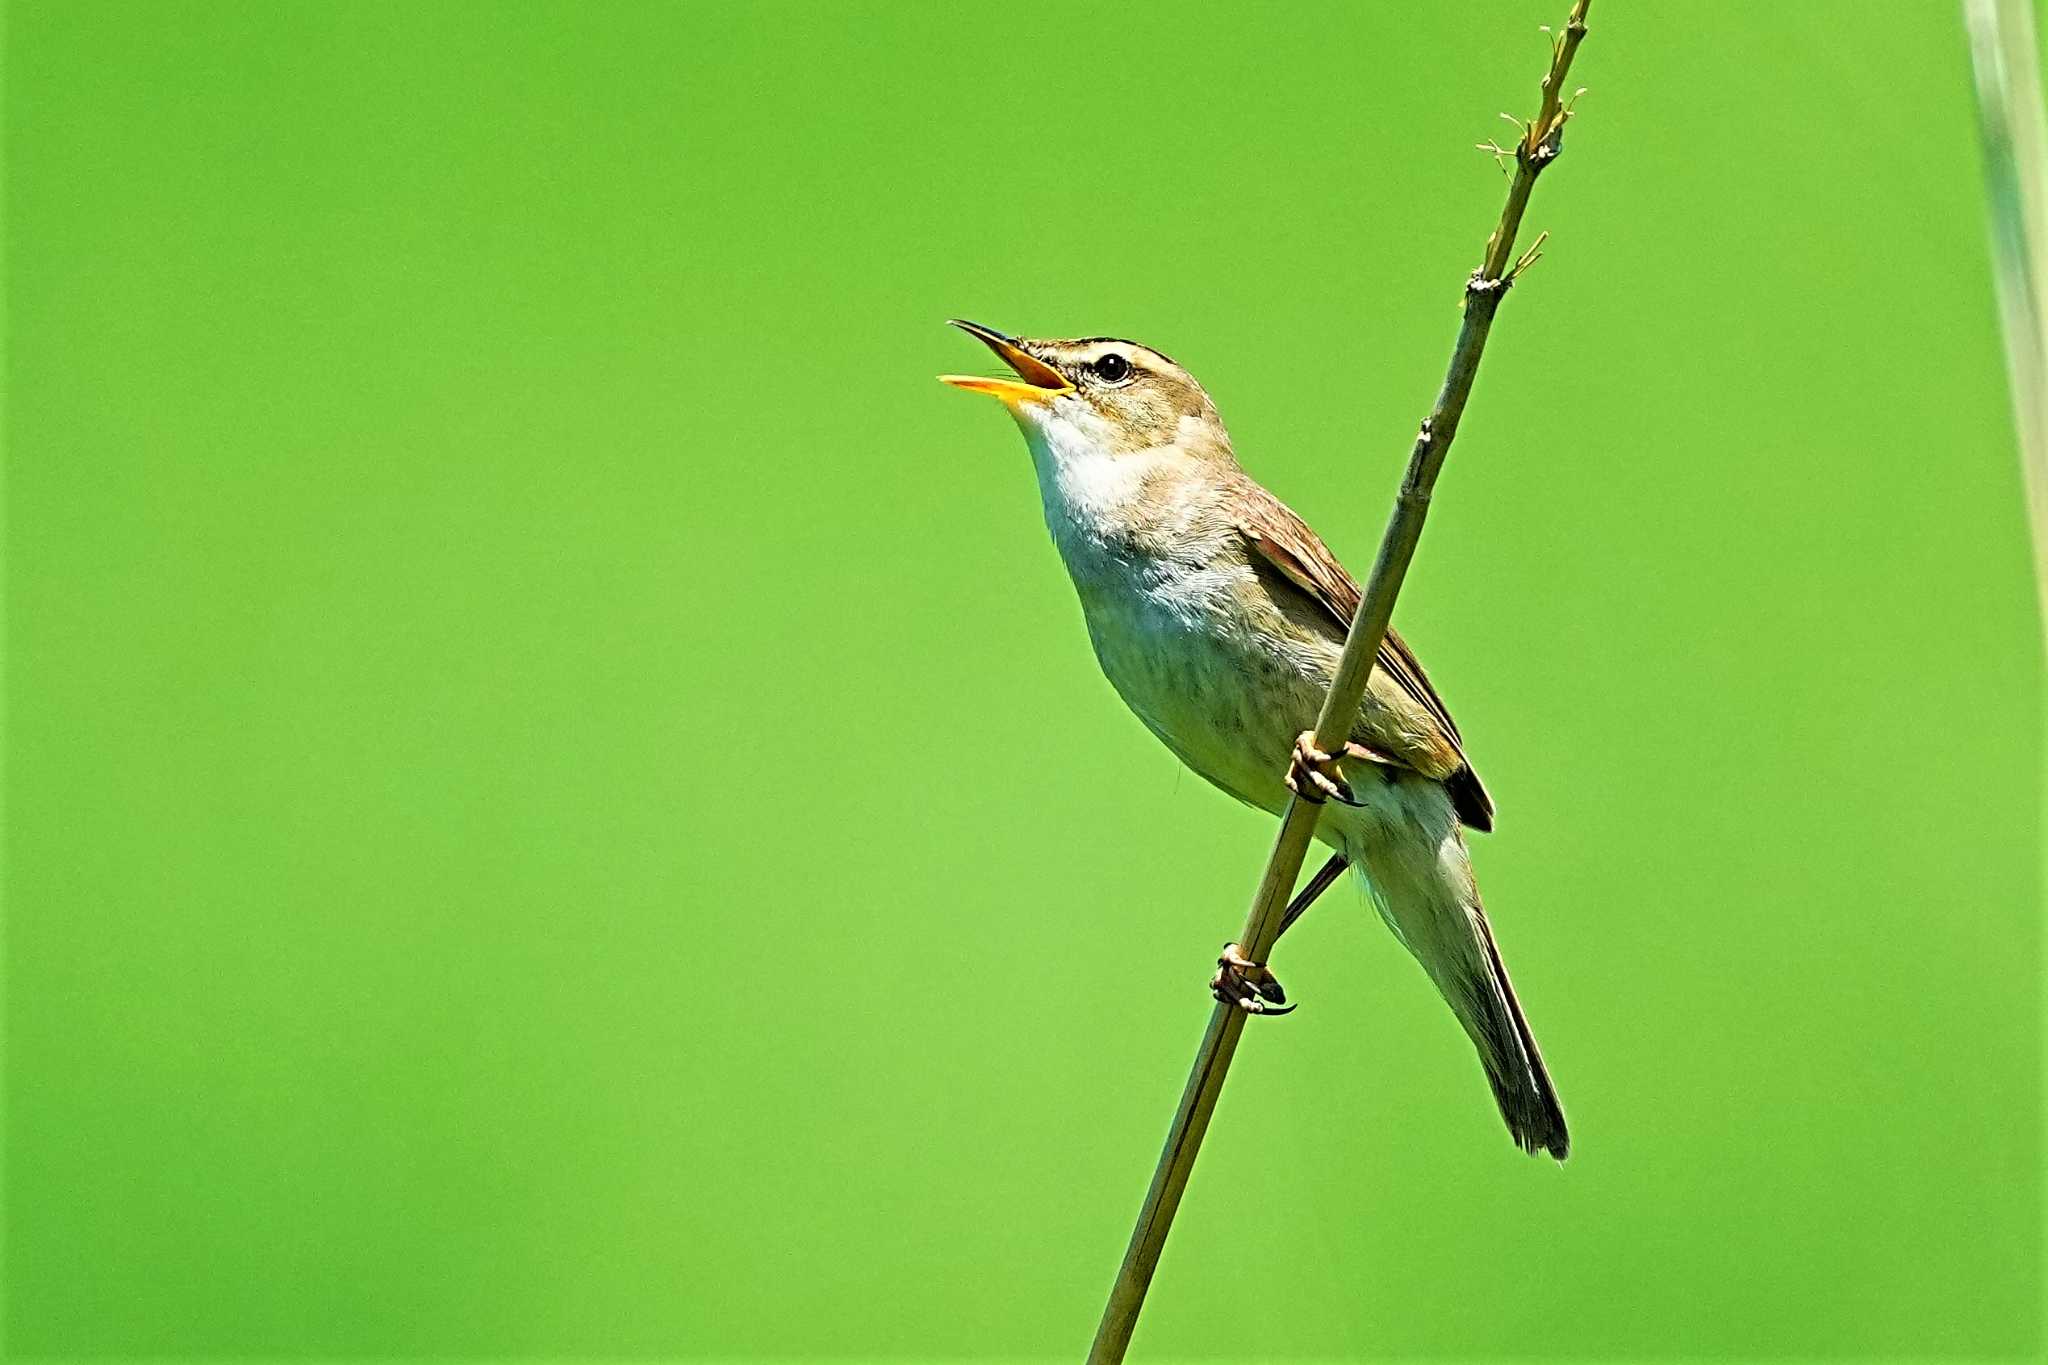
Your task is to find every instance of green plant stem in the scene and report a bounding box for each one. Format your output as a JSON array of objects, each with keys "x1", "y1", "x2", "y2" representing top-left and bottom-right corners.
[
  {"x1": 1963, "y1": 0, "x2": 2048, "y2": 627},
  {"x1": 1084, "y1": 5, "x2": 1593, "y2": 1360}
]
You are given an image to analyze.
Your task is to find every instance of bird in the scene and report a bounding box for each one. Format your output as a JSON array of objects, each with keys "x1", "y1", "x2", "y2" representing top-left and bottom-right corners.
[{"x1": 941, "y1": 319, "x2": 1567, "y2": 1159}]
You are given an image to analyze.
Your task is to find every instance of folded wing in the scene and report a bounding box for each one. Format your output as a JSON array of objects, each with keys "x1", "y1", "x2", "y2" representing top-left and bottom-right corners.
[{"x1": 1235, "y1": 484, "x2": 1495, "y2": 832}]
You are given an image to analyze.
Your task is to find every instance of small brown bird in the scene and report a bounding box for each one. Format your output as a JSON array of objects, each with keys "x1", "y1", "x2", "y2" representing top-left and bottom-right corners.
[{"x1": 943, "y1": 320, "x2": 1567, "y2": 1158}]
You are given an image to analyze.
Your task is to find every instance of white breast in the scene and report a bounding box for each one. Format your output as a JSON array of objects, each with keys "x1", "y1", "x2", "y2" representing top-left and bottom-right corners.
[{"x1": 1012, "y1": 401, "x2": 1305, "y2": 809}]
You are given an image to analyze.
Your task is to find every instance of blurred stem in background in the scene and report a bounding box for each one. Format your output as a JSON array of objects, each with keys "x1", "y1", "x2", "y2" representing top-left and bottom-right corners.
[
  {"x1": 1960, "y1": 6, "x2": 2048, "y2": 1360},
  {"x1": 1964, "y1": 0, "x2": 2048, "y2": 632}
]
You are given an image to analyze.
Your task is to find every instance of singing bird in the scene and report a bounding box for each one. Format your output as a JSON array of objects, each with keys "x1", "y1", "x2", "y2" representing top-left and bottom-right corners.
[{"x1": 942, "y1": 320, "x2": 1567, "y2": 1159}]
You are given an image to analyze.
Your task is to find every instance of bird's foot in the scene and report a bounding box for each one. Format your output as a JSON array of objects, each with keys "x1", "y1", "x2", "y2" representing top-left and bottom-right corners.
[
  {"x1": 1284, "y1": 731, "x2": 1388, "y2": 807},
  {"x1": 1211, "y1": 942, "x2": 1294, "y2": 1016}
]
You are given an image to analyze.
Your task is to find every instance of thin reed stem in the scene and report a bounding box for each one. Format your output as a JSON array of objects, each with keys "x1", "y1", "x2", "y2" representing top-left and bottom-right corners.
[{"x1": 1085, "y1": 6, "x2": 1595, "y2": 1360}]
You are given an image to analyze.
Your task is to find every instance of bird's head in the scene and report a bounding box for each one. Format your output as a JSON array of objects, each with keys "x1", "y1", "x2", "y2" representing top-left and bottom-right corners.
[{"x1": 940, "y1": 320, "x2": 1231, "y2": 467}]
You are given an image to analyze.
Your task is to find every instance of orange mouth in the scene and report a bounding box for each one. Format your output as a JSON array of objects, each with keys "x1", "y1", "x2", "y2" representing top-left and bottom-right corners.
[{"x1": 939, "y1": 319, "x2": 1073, "y2": 404}]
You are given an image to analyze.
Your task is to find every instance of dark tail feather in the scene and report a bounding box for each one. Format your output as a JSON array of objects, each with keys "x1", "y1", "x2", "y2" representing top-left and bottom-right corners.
[
  {"x1": 1445, "y1": 763, "x2": 1494, "y2": 832},
  {"x1": 1463, "y1": 907, "x2": 1569, "y2": 1159}
]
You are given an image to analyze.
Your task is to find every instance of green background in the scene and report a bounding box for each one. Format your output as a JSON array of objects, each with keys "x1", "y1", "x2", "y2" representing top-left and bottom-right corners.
[{"x1": 4, "y1": 1, "x2": 2042, "y2": 1360}]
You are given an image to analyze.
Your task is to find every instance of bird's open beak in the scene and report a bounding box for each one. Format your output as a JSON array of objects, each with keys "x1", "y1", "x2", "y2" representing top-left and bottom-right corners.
[{"x1": 939, "y1": 319, "x2": 1073, "y2": 404}]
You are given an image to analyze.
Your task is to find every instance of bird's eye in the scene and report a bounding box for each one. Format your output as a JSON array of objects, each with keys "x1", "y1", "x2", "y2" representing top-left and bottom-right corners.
[{"x1": 1093, "y1": 353, "x2": 1132, "y2": 383}]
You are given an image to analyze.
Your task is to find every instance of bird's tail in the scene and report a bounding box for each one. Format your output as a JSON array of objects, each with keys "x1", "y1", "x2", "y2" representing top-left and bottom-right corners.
[
  {"x1": 1459, "y1": 904, "x2": 1569, "y2": 1159},
  {"x1": 1346, "y1": 809, "x2": 1569, "y2": 1159}
]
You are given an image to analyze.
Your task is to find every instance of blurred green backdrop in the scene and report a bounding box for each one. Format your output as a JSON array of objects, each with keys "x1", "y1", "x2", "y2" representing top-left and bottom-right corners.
[{"x1": 3, "y1": 1, "x2": 2041, "y2": 1360}]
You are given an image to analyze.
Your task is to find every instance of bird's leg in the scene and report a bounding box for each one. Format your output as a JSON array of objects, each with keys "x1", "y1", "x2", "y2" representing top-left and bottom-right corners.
[
  {"x1": 1278, "y1": 850, "x2": 1349, "y2": 939},
  {"x1": 1210, "y1": 852, "x2": 1350, "y2": 1016},
  {"x1": 1283, "y1": 731, "x2": 1393, "y2": 807}
]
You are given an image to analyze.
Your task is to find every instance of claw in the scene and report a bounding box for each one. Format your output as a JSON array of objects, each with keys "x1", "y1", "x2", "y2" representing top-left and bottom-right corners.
[
  {"x1": 1285, "y1": 732, "x2": 1367, "y2": 807},
  {"x1": 1221, "y1": 944, "x2": 1287, "y2": 1004},
  {"x1": 1210, "y1": 942, "x2": 1295, "y2": 1016}
]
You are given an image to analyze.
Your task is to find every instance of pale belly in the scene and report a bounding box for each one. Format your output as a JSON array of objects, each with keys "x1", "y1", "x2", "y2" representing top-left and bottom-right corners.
[
  {"x1": 1072, "y1": 567, "x2": 1335, "y2": 823},
  {"x1": 1070, "y1": 570, "x2": 1460, "y2": 892}
]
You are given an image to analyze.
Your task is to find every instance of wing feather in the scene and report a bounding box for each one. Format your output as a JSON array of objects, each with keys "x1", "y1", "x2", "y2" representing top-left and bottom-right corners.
[{"x1": 1236, "y1": 486, "x2": 1495, "y2": 831}]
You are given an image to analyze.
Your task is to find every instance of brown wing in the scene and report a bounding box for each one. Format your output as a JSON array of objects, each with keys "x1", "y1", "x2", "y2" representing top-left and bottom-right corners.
[{"x1": 1237, "y1": 490, "x2": 1495, "y2": 831}]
